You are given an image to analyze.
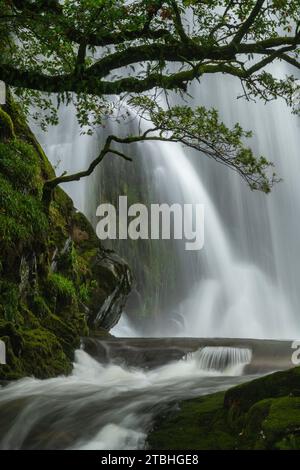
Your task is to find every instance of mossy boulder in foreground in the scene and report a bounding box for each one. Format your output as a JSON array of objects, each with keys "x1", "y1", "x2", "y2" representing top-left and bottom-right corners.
[
  {"x1": 0, "y1": 100, "x2": 131, "y2": 380},
  {"x1": 147, "y1": 366, "x2": 300, "y2": 450}
]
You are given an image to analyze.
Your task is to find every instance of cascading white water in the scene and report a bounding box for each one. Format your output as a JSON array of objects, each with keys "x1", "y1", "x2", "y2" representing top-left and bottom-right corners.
[
  {"x1": 139, "y1": 137, "x2": 296, "y2": 338},
  {"x1": 181, "y1": 63, "x2": 300, "y2": 339},
  {"x1": 0, "y1": 347, "x2": 253, "y2": 450},
  {"x1": 34, "y1": 61, "x2": 300, "y2": 339},
  {"x1": 192, "y1": 347, "x2": 252, "y2": 375}
]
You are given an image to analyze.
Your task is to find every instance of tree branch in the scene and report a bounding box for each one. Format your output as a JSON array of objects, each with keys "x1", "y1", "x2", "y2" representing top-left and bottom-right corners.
[
  {"x1": 75, "y1": 41, "x2": 87, "y2": 76},
  {"x1": 170, "y1": 0, "x2": 190, "y2": 43},
  {"x1": 279, "y1": 53, "x2": 300, "y2": 70},
  {"x1": 231, "y1": 0, "x2": 265, "y2": 46},
  {"x1": 244, "y1": 45, "x2": 296, "y2": 76}
]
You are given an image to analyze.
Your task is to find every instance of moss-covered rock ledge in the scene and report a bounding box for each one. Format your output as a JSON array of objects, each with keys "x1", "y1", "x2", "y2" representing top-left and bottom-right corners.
[
  {"x1": 147, "y1": 366, "x2": 300, "y2": 450},
  {"x1": 0, "y1": 97, "x2": 132, "y2": 380}
]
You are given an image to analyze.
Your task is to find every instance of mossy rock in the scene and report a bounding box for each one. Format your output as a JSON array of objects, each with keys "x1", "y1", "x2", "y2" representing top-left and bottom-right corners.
[
  {"x1": 224, "y1": 366, "x2": 300, "y2": 414},
  {"x1": 236, "y1": 396, "x2": 300, "y2": 449},
  {"x1": 262, "y1": 397, "x2": 300, "y2": 448},
  {"x1": 148, "y1": 367, "x2": 300, "y2": 450},
  {"x1": 0, "y1": 320, "x2": 72, "y2": 380},
  {"x1": 0, "y1": 139, "x2": 41, "y2": 192},
  {"x1": 71, "y1": 211, "x2": 100, "y2": 252},
  {"x1": 0, "y1": 281, "x2": 19, "y2": 322},
  {"x1": 41, "y1": 313, "x2": 87, "y2": 359},
  {"x1": 47, "y1": 272, "x2": 76, "y2": 302},
  {"x1": 0, "y1": 94, "x2": 131, "y2": 380},
  {"x1": 21, "y1": 327, "x2": 71, "y2": 378},
  {"x1": 0, "y1": 107, "x2": 15, "y2": 142},
  {"x1": 148, "y1": 392, "x2": 235, "y2": 450},
  {"x1": 3, "y1": 92, "x2": 54, "y2": 179},
  {"x1": 53, "y1": 187, "x2": 74, "y2": 221},
  {"x1": 0, "y1": 151, "x2": 48, "y2": 255}
]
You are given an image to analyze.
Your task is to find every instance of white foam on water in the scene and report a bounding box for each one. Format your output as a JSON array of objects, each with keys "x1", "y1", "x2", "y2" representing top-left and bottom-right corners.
[{"x1": 0, "y1": 348, "x2": 252, "y2": 450}]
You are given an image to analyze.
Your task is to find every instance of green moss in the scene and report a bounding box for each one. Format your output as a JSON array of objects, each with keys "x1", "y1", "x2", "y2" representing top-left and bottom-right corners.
[
  {"x1": 0, "y1": 175, "x2": 48, "y2": 250},
  {"x1": 20, "y1": 304, "x2": 41, "y2": 329},
  {"x1": 0, "y1": 137, "x2": 48, "y2": 255},
  {"x1": 148, "y1": 392, "x2": 235, "y2": 450},
  {"x1": 237, "y1": 395, "x2": 300, "y2": 450},
  {"x1": 224, "y1": 366, "x2": 300, "y2": 413},
  {"x1": 237, "y1": 399, "x2": 272, "y2": 449},
  {"x1": 48, "y1": 188, "x2": 75, "y2": 249},
  {"x1": 21, "y1": 327, "x2": 71, "y2": 378},
  {"x1": 41, "y1": 312, "x2": 87, "y2": 359},
  {"x1": 71, "y1": 211, "x2": 100, "y2": 252},
  {"x1": 0, "y1": 318, "x2": 73, "y2": 379},
  {"x1": 276, "y1": 434, "x2": 300, "y2": 450},
  {"x1": 4, "y1": 93, "x2": 55, "y2": 179},
  {"x1": 47, "y1": 273, "x2": 76, "y2": 300},
  {"x1": 244, "y1": 398, "x2": 271, "y2": 435},
  {"x1": 45, "y1": 273, "x2": 79, "y2": 316},
  {"x1": 78, "y1": 283, "x2": 89, "y2": 304},
  {"x1": 80, "y1": 248, "x2": 98, "y2": 263},
  {"x1": 53, "y1": 186, "x2": 74, "y2": 219},
  {"x1": 263, "y1": 397, "x2": 300, "y2": 444},
  {"x1": 148, "y1": 367, "x2": 300, "y2": 450},
  {"x1": 0, "y1": 140, "x2": 41, "y2": 192},
  {"x1": 0, "y1": 281, "x2": 19, "y2": 322},
  {"x1": 0, "y1": 107, "x2": 15, "y2": 141},
  {"x1": 30, "y1": 295, "x2": 52, "y2": 318}
]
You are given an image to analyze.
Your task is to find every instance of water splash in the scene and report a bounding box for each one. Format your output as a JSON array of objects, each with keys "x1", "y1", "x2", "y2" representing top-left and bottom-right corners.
[
  {"x1": 0, "y1": 349, "x2": 252, "y2": 450},
  {"x1": 192, "y1": 347, "x2": 252, "y2": 375}
]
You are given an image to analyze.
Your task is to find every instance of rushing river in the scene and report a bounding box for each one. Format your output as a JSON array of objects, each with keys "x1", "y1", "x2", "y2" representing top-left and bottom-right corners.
[{"x1": 0, "y1": 344, "x2": 258, "y2": 450}]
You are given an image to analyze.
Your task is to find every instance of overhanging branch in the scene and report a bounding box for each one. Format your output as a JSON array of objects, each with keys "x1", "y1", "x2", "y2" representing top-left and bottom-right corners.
[{"x1": 231, "y1": 0, "x2": 265, "y2": 46}]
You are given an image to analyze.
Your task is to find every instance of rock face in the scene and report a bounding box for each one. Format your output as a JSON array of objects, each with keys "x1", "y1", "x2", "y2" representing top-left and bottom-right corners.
[
  {"x1": 89, "y1": 250, "x2": 132, "y2": 330},
  {"x1": 70, "y1": 212, "x2": 132, "y2": 331},
  {"x1": 0, "y1": 96, "x2": 132, "y2": 380}
]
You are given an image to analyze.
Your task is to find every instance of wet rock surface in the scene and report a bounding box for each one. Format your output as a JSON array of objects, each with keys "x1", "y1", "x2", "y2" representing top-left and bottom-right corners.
[{"x1": 82, "y1": 337, "x2": 294, "y2": 371}]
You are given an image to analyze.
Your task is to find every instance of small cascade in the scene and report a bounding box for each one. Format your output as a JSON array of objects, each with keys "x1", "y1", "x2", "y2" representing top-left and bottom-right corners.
[{"x1": 192, "y1": 347, "x2": 252, "y2": 375}]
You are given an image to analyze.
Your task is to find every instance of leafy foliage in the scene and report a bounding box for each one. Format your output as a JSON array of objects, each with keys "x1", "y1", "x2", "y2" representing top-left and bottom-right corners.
[
  {"x1": 47, "y1": 272, "x2": 76, "y2": 301},
  {"x1": 0, "y1": 136, "x2": 48, "y2": 249},
  {"x1": 0, "y1": 0, "x2": 299, "y2": 191},
  {"x1": 130, "y1": 96, "x2": 278, "y2": 192}
]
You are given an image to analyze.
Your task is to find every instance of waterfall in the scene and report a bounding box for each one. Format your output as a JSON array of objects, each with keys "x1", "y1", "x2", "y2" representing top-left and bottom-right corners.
[
  {"x1": 34, "y1": 63, "x2": 300, "y2": 340},
  {"x1": 192, "y1": 347, "x2": 252, "y2": 375}
]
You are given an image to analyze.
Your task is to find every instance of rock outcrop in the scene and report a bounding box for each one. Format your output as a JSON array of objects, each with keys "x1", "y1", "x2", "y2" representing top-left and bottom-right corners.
[{"x1": 0, "y1": 96, "x2": 132, "y2": 380}]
